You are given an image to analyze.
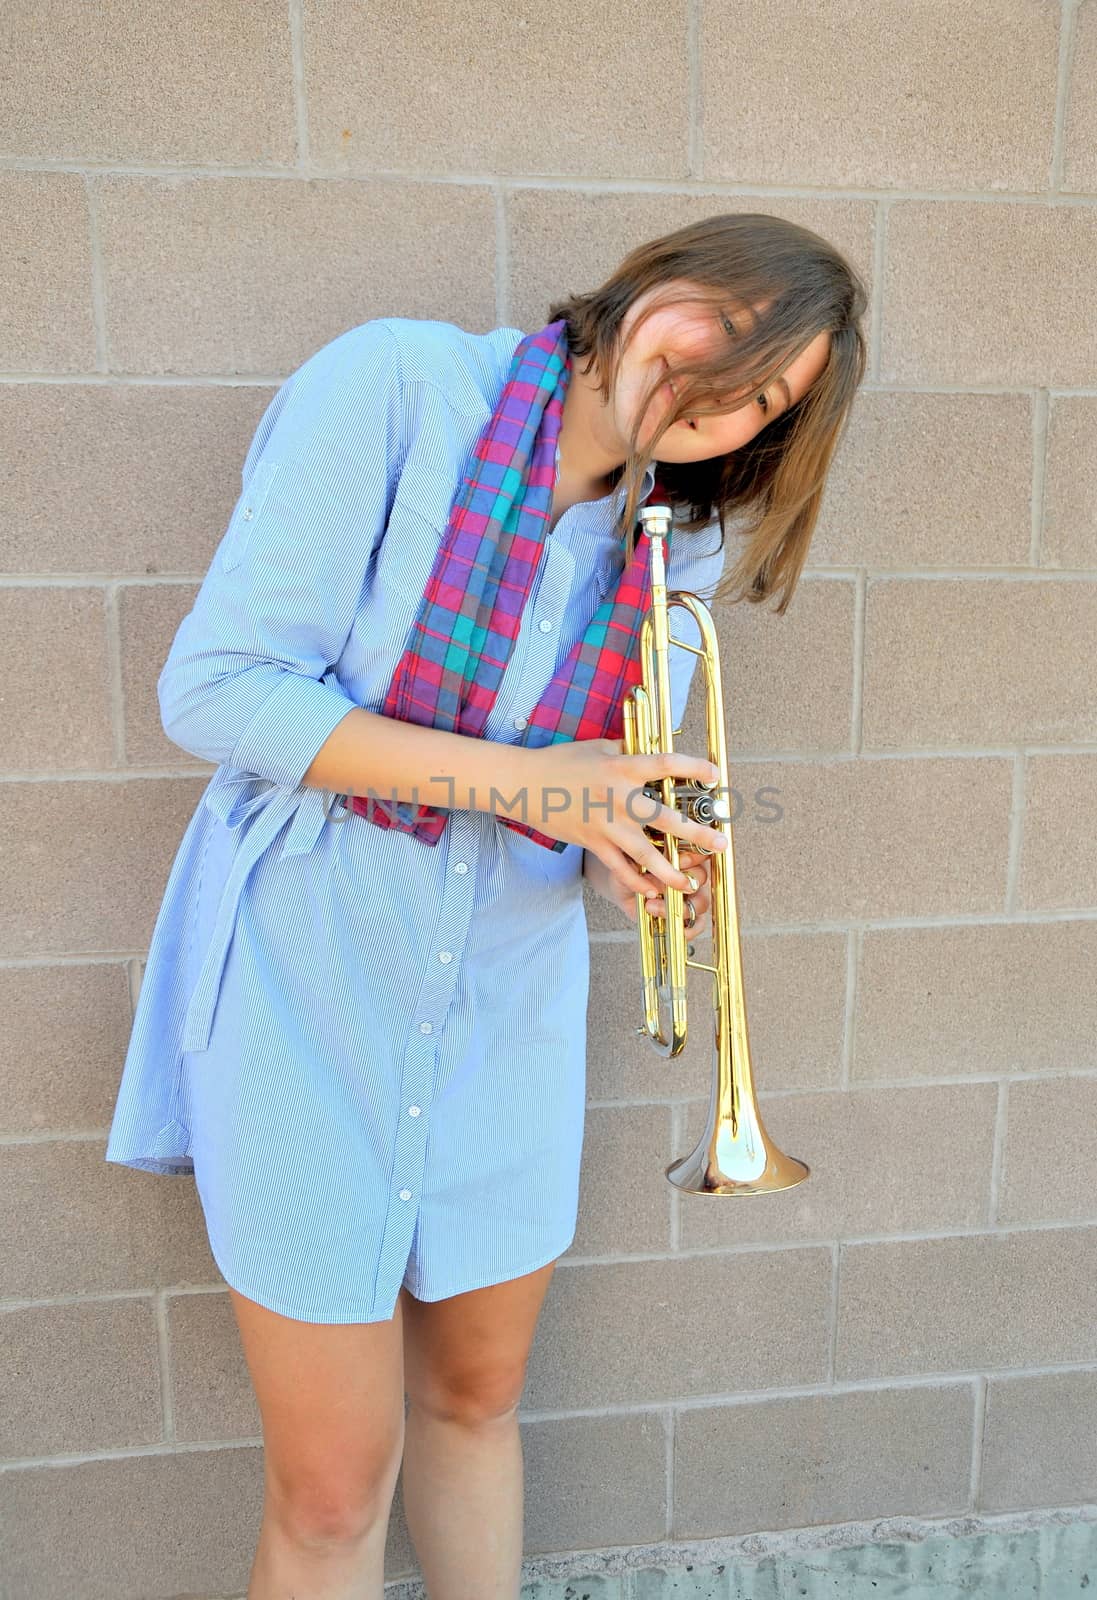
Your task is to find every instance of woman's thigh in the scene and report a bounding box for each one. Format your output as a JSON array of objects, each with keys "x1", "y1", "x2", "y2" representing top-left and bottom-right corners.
[
  {"x1": 228, "y1": 1284, "x2": 407, "y2": 1538},
  {"x1": 400, "y1": 1260, "x2": 557, "y2": 1423}
]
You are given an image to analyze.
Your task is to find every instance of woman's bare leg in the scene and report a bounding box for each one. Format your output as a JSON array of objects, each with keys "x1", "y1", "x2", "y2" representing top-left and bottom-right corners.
[
  {"x1": 399, "y1": 1261, "x2": 558, "y2": 1600},
  {"x1": 227, "y1": 1284, "x2": 407, "y2": 1600}
]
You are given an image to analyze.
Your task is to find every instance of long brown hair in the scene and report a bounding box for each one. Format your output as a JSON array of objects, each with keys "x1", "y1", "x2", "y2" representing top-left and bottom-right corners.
[{"x1": 546, "y1": 213, "x2": 868, "y2": 615}]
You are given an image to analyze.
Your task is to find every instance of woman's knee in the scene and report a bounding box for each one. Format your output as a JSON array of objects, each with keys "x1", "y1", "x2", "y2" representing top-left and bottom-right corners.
[
  {"x1": 401, "y1": 1263, "x2": 555, "y2": 1427},
  {"x1": 227, "y1": 1285, "x2": 407, "y2": 1543},
  {"x1": 407, "y1": 1362, "x2": 528, "y2": 1427},
  {"x1": 264, "y1": 1432, "x2": 405, "y2": 1547}
]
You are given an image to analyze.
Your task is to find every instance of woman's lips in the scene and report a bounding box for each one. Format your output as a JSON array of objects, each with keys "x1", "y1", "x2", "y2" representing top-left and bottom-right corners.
[{"x1": 660, "y1": 364, "x2": 694, "y2": 425}]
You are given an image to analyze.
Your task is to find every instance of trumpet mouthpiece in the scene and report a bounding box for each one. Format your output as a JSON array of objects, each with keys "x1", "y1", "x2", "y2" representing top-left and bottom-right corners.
[{"x1": 638, "y1": 503, "x2": 673, "y2": 538}]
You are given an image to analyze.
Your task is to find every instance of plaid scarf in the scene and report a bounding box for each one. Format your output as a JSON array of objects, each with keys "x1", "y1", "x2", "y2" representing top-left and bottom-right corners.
[{"x1": 342, "y1": 318, "x2": 671, "y2": 852}]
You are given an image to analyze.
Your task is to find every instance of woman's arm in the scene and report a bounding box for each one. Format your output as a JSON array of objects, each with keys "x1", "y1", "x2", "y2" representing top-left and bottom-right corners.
[
  {"x1": 300, "y1": 704, "x2": 533, "y2": 820},
  {"x1": 301, "y1": 711, "x2": 723, "y2": 894},
  {"x1": 158, "y1": 321, "x2": 407, "y2": 793}
]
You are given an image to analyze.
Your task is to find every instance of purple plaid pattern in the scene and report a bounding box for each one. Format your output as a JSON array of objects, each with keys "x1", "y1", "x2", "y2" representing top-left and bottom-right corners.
[{"x1": 345, "y1": 319, "x2": 670, "y2": 851}]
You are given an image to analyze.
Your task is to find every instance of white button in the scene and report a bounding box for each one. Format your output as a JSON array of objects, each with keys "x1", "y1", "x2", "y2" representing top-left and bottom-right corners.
[
  {"x1": 453, "y1": 860, "x2": 468, "y2": 874},
  {"x1": 538, "y1": 618, "x2": 553, "y2": 633},
  {"x1": 399, "y1": 1188, "x2": 412, "y2": 1201},
  {"x1": 513, "y1": 715, "x2": 528, "y2": 730},
  {"x1": 408, "y1": 1105, "x2": 421, "y2": 1117},
  {"x1": 418, "y1": 1021, "x2": 433, "y2": 1034},
  {"x1": 438, "y1": 950, "x2": 453, "y2": 963},
  {"x1": 242, "y1": 507, "x2": 254, "y2": 520}
]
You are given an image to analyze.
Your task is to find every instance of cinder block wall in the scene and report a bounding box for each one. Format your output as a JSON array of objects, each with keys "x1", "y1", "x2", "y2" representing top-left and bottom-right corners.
[{"x1": 3, "y1": 1, "x2": 1096, "y2": 1594}]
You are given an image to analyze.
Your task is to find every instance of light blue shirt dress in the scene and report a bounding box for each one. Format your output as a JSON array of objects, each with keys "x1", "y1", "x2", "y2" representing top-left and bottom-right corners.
[{"x1": 104, "y1": 316, "x2": 728, "y2": 1324}]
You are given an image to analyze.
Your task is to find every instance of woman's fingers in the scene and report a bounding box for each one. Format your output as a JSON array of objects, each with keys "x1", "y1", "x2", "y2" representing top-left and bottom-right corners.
[
  {"x1": 675, "y1": 848, "x2": 710, "y2": 878},
  {"x1": 598, "y1": 840, "x2": 664, "y2": 900},
  {"x1": 646, "y1": 800, "x2": 727, "y2": 866},
  {"x1": 628, "y1": 848, "x2": 710, "y2": 901},
  {"x1": 617, "y1": 755, "x2": 727, "y2": 867},
  {"x1": 637, "y1": 846, "x2": 713, "y2": 925},
  {"x1": 602, "y1": 841, "x2": 716, "y2": 933},
  {"x1": 630, "y1": 822, "x2": 725, "y2": 892},
  {"x1": 644, "y1": 884, "x2": 711, "y2": 923}
]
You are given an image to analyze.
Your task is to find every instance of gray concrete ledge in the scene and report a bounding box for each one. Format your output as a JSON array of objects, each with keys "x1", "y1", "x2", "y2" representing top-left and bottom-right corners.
[{"x1": 381, "y1": 1503, "x2": 1097, "y2": 1598}]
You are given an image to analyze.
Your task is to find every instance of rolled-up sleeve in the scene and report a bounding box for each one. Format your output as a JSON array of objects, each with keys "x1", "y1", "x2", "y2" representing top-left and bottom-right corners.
[
  {"x1": 158, "y1": 320, "x2": 406, "y2": 791},
  {"x1": 664, "y1": 519, "x2": 728, "y2": 733}
]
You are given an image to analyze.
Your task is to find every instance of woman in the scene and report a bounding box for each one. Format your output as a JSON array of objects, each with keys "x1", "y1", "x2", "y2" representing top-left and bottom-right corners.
[{"x1": 106, "y1": 212, "x2": 867, "y2": 1598}]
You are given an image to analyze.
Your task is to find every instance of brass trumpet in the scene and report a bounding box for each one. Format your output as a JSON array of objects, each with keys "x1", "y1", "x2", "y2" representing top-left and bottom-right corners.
[{"x1": 621, "y1": 503, "x2": 810, "y2": 1196}]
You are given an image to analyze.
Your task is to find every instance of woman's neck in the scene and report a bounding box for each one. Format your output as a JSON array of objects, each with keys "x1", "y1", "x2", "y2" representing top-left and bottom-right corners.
[{"x1": 555, "y1": 350, "x2": 627, "y2": 494}]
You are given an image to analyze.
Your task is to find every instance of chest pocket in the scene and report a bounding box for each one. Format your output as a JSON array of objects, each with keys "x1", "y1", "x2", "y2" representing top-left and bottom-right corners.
[
  {"x1": 372, "y1": 402, "x2": 484, "y2": 599},
  {"x1": 374, "y1": 497, "x2": 447, "y2": 602}
]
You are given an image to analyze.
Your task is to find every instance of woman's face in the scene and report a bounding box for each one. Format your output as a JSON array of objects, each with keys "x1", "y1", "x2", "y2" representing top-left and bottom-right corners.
[{"x1": 611, "y1": 279, "x2": 831, "y2": 462}]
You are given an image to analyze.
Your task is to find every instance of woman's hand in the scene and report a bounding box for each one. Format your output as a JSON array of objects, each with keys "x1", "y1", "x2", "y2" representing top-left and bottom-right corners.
[
  {"x1": 583, "y1": 844, "x2": 714, "y2": 933},
  {"x1": 518, "y1": 737, "x2": 728, "y2": 901}
]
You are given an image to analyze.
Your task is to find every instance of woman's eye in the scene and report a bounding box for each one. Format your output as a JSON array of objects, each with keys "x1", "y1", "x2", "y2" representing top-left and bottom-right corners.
[
  {"x1": 721, "y1": 314, "x2": 736, "y2": 336},
  {"x1": 757, "y1": 393, "x2": 770, "y2": 414}
]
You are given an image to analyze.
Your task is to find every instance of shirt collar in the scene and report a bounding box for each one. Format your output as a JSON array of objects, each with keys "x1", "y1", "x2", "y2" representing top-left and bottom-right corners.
[
  {"x1": 551, "y1": 450, "x2": 657, "y2": 532},
  {"x1": 554, "y1": 462, "x2": 659, "y2": 607},
  {"x1": 598, "y1": 460, "x2": 657, "y2": 530}
]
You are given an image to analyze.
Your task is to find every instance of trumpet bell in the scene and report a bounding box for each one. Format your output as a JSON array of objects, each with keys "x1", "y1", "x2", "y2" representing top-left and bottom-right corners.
[{"x1": 666, "y1": 1052, "x2": 811, "y2": 1194}]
